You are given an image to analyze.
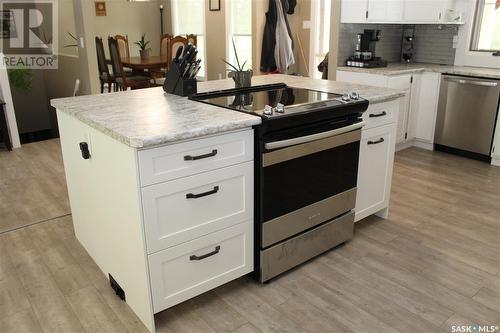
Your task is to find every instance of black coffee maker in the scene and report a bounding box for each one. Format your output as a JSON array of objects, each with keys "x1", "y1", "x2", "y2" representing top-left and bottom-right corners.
[{"x1": 346, "y1": 29, "x2": 387, "y2": 68}]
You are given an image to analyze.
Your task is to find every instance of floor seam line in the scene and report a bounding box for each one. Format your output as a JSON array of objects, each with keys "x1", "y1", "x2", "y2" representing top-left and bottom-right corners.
[{"x1": 0, "y1": 213, "x2": 72, "y2": 235}]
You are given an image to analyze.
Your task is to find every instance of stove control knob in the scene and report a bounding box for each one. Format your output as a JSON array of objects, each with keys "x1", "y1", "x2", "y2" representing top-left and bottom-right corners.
[
  {"x1": 275, "y1": 103, "x2": 285, "y2": 113},
  {"x1": 350, "y1": 92, "x2": 360, "y2": 100},
  {"x1": 341, "y1": 93, "x2": 351, "y2": 102},
  {"x1": 263, "y1": 105, "x2": 273, "y2": 116}
]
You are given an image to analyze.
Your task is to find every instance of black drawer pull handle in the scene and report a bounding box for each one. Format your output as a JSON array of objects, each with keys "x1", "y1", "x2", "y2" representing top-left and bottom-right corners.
[
  {"x1": 186, "y1": 186, "x2": 219, "y2": 199},
  {"x1": 369, "y1": 111, "x2": 387, "y2": 118},
  {"x1": 368, "y1": 138, "x2": 385, "y2": 145},
  {"x1": 184, "y1": 149, "x2": 218, "y2": 161},
  {"x1": 79, "y1": 142, "x2": 91, "y2": 159},
  {"x1": 190, "y1": 246, "x2": 221, "y2": 261}
]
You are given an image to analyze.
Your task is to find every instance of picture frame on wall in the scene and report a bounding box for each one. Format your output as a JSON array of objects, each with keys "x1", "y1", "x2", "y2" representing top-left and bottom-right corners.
[
  {"x1": 95, "y1": 1, "x2": 107, "y2": 16},
  {"x1": 209, "y1": 0, "x2": 220, "y2": 11}
]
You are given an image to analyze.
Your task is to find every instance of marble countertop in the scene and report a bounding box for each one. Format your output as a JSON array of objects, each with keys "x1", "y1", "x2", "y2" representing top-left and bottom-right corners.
[
  {"x1": 51, "y1": 74, "x2": 404, "y2": 149},
  {"x1": 338, "y1": 63, "x2": 500, "y2": 79}
]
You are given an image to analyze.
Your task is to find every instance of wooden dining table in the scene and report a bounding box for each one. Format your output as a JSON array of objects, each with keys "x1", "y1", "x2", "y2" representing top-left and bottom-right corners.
[{"x1": 121, "y1": 55, "x2": 168, "y2": 72}]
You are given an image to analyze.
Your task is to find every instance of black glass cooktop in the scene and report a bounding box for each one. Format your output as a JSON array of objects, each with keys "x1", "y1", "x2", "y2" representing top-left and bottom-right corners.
[{"x1": 190, "y1": 83, "x2": 359, "y2": 119}]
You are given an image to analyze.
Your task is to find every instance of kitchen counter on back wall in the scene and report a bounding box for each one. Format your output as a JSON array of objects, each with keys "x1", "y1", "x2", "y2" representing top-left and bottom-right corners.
[
  {"x1": 51, "y1": 74, "x2": 404, "y2": 148},
  {"x1": 338, "y1": 63, "x2": 500, "y2": 80}
]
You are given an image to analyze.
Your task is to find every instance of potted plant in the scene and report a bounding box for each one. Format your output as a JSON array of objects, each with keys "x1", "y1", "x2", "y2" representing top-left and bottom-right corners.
[
  {"x1": 135, "y1": 33, "x2": 151, "y2": 60},
  {"x1": 223, "y1": 38, "x2": 252, "y2": 88}
]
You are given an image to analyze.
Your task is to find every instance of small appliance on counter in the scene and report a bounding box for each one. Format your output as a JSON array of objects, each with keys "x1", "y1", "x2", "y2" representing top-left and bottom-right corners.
[
  {"x1": 401, "y1": 26, "x2": 415, "y2": 63},
  {"x1": 346, "y1": 29, "x2": 387, "y2": 68},
  {"x1": 163, "y1": 44, "x2": 200, "y2": 96},
  {"x1": 190, "y1": 83, "x2": 369, "y2": 282}
]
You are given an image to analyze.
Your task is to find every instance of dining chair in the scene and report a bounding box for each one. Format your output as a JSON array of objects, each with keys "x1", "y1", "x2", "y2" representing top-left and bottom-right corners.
[
  {"x1": 95, "y1": 37, "x2": 115, "y2": 93},
  {"x1": 115, "y1": 34, "x2": 130, "y2": 59},
  {"x1": 160, "y1": 34, "x2": 172, "y2": 62},
  {"x1": 108, "y1": 37, "x2": 151, "y2": 91}
]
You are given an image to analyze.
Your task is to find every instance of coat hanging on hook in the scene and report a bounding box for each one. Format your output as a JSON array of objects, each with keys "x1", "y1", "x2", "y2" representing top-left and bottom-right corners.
[{"x1": 260, "y1": 0, "x2": 296, "y2": 73}]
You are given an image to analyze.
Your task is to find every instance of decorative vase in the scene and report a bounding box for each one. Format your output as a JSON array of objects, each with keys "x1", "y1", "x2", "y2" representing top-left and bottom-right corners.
[
  {"x1": 228, "y1": 69, "x2": 253, "y2": 88},
  {"x1": 139, "y1": 49, "x2": 150, "y2": 61}
]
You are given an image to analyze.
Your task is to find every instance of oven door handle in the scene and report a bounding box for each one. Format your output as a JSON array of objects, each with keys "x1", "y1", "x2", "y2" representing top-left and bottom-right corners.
[{"x1": 265, "y1": 121, "x2": 366, "y2": 150}]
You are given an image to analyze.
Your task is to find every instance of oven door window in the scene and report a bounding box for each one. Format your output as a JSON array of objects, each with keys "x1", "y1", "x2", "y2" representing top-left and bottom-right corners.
[{"x1": 262, "y1": 138, "x2": 360, "y2": 223}]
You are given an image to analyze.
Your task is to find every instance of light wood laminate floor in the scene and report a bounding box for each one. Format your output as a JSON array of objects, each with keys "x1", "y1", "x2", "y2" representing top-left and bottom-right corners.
[
  {"x1": 0, "y1": 145, "x2": 499, "y2": 332},
  {"x1": 0, "y1": 139, "x2": 70, "y2": 233}
]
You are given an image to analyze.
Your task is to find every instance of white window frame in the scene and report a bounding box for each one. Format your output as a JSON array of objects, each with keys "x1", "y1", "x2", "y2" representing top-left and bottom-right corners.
[
  {"x1": 225, "y1": 0, "x2": 252, "y2": 75},
  {"x1": 470, "y1": 0, "x2": 499, "y2": 52},
  {"x1": 309, "y1": 0, "x2": 331, "y2": 79},
  {"x1": 454, "y1": 0, "x2": 500, "y2": 68},
  {"x1": 171, "y1": 0, "x2": 207, "y2": 79}
]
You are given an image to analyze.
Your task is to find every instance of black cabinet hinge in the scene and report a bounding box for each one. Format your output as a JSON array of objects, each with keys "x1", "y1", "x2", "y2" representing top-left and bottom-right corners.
[
  {"x1": 366, "y1": 10, "x2": 369, "y2": 18},
  {"x1": 405, "y1": 133, "x2": 408, "y2": 140},
  {"x1": 410, "y1": 76, "x2": 413, "y2": 84}
]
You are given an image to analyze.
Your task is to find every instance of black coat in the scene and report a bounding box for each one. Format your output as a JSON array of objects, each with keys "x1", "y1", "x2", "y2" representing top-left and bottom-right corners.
[{"x1": 260, "y1": 0, "x2": 296, "y2": 73}]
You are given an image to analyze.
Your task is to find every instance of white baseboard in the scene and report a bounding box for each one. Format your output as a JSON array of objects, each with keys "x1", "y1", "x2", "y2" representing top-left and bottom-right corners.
[
  {"x1": 413, "y1": 140, "x2": 434, "y2": 151},
  {"x1": 396, "y1": 140, "x2": 414, "y2": 152},
  {"x1": 492, "y1": 157, "x2": 500, "y2": 167}
]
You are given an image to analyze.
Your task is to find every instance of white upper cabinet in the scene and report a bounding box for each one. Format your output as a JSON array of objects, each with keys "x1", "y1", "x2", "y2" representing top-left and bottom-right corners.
[
  {"x1": 367, "y1": 0, "x2": 403, "y2": 22},
  {"x1": 341, "y1": 0, "x2": 462, "y2": 24},
  {"x1": 341, "y1": 0, "x2": 368, "y2": 23},
  {"x1": 403, "y1": 0, "x2": 445, "y2": 22}
]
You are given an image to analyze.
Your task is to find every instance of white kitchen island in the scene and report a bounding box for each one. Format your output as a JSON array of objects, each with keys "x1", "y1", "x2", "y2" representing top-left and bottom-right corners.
[{"x1": 51, "y1": 75, "x2": 404, "y2": 332}]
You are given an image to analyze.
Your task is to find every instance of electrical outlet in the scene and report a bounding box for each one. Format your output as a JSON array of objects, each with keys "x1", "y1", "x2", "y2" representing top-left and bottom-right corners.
[
  {"x1": 452, "y1": 35, "x2": 458, "y2": 49},
  {"x1": 302, "y1": 20, "x2": 311, "y2": 29},
  {"x1": 79, "y1": 37, "x2": 85, "y2": 48}
]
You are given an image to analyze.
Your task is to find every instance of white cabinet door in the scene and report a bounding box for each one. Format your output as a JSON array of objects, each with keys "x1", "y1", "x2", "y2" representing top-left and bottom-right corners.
[
  {"x1": 341, "y1": 0, "x2": 368, "y2": 23},
  {"x1": 367, "y1": 0, "x2": 403, "y2": 22},
  {"x1": 404, "y1": 0, "x2": 445, "y2": 22},
  {"x1": 407, "y1": 73, "x2": 421, "y2": 142},
  {"x1": 415, "y1": 72, "x2": 441, "y2": 144},
  {"x1": 356, "y1": 123, "x2": 396, "y2": 221},
  {"x1": 387, "y1": 74, "x2": 412, "y2": 144},
  {"x1": 492, "y1": 106, "x2": 500, "y2": 166}
]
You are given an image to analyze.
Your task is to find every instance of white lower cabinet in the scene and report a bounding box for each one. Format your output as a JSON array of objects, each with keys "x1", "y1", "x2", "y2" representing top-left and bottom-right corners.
[
  {"x1": 356, "y1": 123, "x2": 396, "y2": 221},
  {"x1": 148, "y1": 221, "x2": 253, "y2": 313}
]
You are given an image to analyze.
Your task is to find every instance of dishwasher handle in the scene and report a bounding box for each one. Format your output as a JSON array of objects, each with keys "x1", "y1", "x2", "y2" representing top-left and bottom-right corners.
[{"x1": 444, "y1": 77, "x2": 498, "y2": 87}]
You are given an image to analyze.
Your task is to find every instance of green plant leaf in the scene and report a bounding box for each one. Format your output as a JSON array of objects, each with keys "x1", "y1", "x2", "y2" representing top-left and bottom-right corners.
[
  {"x1": 8, "y1": 68, "x2": 33, "y2": 92},
  {"x1": 222, "y1": 59, "x2": 239, "y2": 72},
  {"x1": 231, "y1": 38, "x2": 241, "y2": 70},
  {"x1": 240, "y1": 60, "x2": 247, "y2": 71}
]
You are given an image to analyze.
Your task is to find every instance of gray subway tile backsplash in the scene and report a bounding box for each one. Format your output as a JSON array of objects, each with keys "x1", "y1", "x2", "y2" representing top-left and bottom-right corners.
[{"x1": 338, "y1": 24, "x2": 459, "y2": 65}]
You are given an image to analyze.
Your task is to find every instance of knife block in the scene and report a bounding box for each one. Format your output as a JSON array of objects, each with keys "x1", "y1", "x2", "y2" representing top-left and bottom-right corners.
[{"x1": 163, "y1": 61, "x2": 197, "y2": 97}]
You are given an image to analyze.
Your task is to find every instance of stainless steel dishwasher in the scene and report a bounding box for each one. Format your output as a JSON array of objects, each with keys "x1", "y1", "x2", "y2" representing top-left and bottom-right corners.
[{"x1": 434, "y1": 75, "x2": 500, "y2": 161}]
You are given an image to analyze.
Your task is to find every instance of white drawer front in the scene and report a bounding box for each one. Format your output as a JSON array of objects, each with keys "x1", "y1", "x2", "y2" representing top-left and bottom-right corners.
[
  {"x1": 138, "y1": 130, "x2": 253, "y2": 186},
  {"x1": 142, "y1": 162, "x2": 253, "y2": 253},
  {"x1": 356, "y1": 123, "x2": 396, "y2": 221},
  {"x1": 362, "y1": 101, "x2": 398, "y2": 130},
  {"x1": 148, "y1": 221, "x2": 253, "y2": 313}
]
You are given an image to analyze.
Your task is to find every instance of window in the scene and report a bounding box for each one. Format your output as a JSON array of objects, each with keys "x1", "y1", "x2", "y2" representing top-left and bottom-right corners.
[
  {"x1": 310, "y1": 0, "x2": 331, "y2": 79},
  {"x1": 226, "y1": 0, "x2": 252, "y2": 72},
  {"x1": 471, "y1": 0, "x2": 500, "y2": 51},
  {"x1": 171, "y1": 0, "x2": 206, "y2": 78}
]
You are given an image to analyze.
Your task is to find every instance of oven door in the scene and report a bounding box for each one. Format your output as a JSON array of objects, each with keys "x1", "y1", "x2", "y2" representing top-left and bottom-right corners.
[{"x1": 261, "y1": 121, "x2": 364, "y2": 248}]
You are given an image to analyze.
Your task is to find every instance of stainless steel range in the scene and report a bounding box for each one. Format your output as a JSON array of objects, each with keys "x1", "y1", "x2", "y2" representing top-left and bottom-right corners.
[{"x1": 191, "y1": 83, "x2": 368, "y2": 282}]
